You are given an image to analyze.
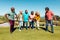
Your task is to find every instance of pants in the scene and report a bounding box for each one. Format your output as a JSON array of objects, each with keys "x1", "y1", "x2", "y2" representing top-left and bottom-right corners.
[
  {"x1": 36, "y1": 21, "x2": 40, "y2": 28},
  {"x1": 19, "y1": 21, "x2": 23, "y2": 30},
  {"x1": 9, "y1": 20, "x2": 14, "y2": 33},
  {"x1": 46, "y1": 20, "x2": 54, "y2": 33},
  {"x1": 29, "y1": 21, "x2": 34, "y2": 29},
  {"x1": 23, "y1": 21, "x2": 28, "y2": 30}
]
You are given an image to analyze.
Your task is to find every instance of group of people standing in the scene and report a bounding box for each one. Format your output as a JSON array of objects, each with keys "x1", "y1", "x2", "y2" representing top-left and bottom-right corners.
[
  {"x1": 18, "y1": 10, "x2": 40, "y2": 31},
  {"x1": 5, "y1": 7, "x2": 56, "y2": 33}
]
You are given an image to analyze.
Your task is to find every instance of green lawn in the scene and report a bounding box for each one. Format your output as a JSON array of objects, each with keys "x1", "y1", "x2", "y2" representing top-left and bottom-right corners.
[{"x1": 0, "y1": 26, "x2": 60, "y2": 40}]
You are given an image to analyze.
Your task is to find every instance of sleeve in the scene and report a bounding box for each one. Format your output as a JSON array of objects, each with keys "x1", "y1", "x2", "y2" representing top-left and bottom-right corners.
[
  {"x1": 7, "y1": 13, "x2": 10, "y2": 16},
  {"x1": 39, "y1": 15, "x2": 40, "y2": 20},
  {"x1": 15, "y1": 13, "x2": 17, "y2": 15},
  {"x1": 51, "y1": 11, "x2": 54, "y2": 16}
]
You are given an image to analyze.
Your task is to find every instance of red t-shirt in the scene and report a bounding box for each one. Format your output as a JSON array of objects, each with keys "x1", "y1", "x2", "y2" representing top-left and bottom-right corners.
[{"x1": 45, "y1": 11, "x2": 54, "y2": 20}]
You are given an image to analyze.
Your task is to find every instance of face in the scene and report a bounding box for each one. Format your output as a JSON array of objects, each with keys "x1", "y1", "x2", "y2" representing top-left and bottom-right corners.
[
  {"x1": 45, "y1": 7, "x2": 49, "y2": 12},
  {"x1": 25, "y1": 10, "x2": 28, "y2": 14},
  {"x1": 45, "y1": 9, "x2": 48, "y2": 12},
  {"x1": 35, "y1": 11, "x2": 39, "y2": 16},
  {"x1": 11, "y1": 7, "x2": 15, "y2": 13},
  {"x1": 20, "y1": 11, "x2": 23, "y2": 14},
  {"x1": 31, "y1": 11, "x2": 34, "y2": 15}
]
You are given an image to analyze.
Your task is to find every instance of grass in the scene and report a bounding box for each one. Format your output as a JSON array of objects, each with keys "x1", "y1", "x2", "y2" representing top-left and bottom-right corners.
[{"x1": 0, "y1": 26, "x2": 60, "y2": 40}]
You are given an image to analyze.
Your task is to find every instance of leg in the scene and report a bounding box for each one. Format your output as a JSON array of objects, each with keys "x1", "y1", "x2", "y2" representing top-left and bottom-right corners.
[
  {"x1": 35, "y1": 21, "x2": 36, "y2": 27},
  {"x1": 9, "y1": 20, "x2": 14, "y2": 33},
  {"x1": 26, "y1": 21, "x2": 28, "y2": 30},
  {"x1": 29, "y1": 22, "x2": 31, "y2": 28},
  {"x1": 9, "y1": 21, "x2": 12, "y2": 33},
  {"x1": 12, "y1": 20, "x2": 14, "y2": 30},
  {"x1": 23, "y1": 21, "x2": 25, "y2": 28},
  {"x1": 35, "y1": 21, "x2": 37, "y2": 28},
  {"x1": 50, "y1": 20, "x2": 54, "y2": 33},
  {"x1": 46, "y1": 20, "x2": 49, "y2": 31},
  {"x1": 37, "y1": 21, "x2": 40, "y2": 29},
  {"x1": 19, "y1": 21, "x2": 22, "y2": 30},
  {"x1": 31, "y1": 21, "x2": 34, "y2": 29}
]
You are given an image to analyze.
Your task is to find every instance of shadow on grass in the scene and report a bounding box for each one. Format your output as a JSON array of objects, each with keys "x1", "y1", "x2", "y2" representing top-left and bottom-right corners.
[
  {"x1": 11, "y1": 26, "x2": 53, "y2": 33},
  {"x1": 12, "y1": 26, "x2": 26, "y2": 32},
  {"x1": 40, "y1": 27, "x2": 52, "y2": 33}
]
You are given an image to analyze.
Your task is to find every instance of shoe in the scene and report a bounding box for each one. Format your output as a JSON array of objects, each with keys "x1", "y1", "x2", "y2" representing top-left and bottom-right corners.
[
  {"x1": 38, "y1": 28, "x2": 40, "y2": 30},
  {"x1": 51, "y1": 31, "x2": 54, "y2": 33},
  {"x1": 19, "y1": 30, "x2": 21, "y2": 31}
]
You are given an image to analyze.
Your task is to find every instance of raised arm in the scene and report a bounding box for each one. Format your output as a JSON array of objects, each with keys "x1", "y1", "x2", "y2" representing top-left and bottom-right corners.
[{"x1": 5, "y1": 14, "x2": 8, "y2": 19}]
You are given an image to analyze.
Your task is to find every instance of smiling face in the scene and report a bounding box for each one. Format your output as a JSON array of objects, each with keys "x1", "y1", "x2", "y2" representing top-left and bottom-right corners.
[
  {"x1": 11, "y1": 7, "x2": 15, "y2": 13},
  {"x1": 35, "y1": 11, "x2": 40, "y2": 16},
  {"x1": 20, "y1": 10, "x2": 23, "y2": 14},
  {"x1": 31, "y1": 11, "x2": 34, "y2": 15},
  {"x1": 25, "y1": 10, "x2": 28, "y2": 14},
  {"x1": 45, "y1": 9, "x2": 49, "y2": 12},
  {"x1": 45, "y1": 7, "x2": 49, "y2": 12}
]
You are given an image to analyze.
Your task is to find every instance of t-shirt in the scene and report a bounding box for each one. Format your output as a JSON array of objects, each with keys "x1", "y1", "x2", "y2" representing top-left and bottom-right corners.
[
  {"x1": 23, "y1": 13, "x2": 29, "y2": 22},
  {"x1": 7, "y1": 12, "x2": 16, "y2": 20},
  {"x1": 45, "y1": 11, "x2": 54, "y2": 20},
  {"x1": 19, "y1": 14, "x2": 23, "y2": 21},
  {"x1": 34, "y1": 15, "x2": 40, "y2": 21},
  {"x1": 29, "y1": 14, "x2": 35, "y2": 21}
]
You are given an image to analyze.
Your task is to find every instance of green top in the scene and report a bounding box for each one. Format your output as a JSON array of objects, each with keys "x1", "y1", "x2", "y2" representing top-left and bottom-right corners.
[{"x1": 7, "y1": 12, "x2": 16, "y2": 20}]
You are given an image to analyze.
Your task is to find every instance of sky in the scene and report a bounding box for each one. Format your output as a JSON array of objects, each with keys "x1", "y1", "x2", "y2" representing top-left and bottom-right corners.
[{"x1": 0, "y1": 0, "x2": 60, "y2": 17}]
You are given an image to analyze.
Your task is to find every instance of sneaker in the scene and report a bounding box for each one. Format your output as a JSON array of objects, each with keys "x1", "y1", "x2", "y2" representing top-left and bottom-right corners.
[
  {"x1": 51, "y1": 31, "x2": 54, "y2": 33},
  {"x1": 19, "y1": 30, "x2": 21, "y2": 31},
  {"x1": 38, "y1": 28, "x2": 40, "y2": 30}
]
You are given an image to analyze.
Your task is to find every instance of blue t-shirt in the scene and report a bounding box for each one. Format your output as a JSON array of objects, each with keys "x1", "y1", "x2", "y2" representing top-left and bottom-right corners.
[{"x1": 23, "y1": 13, "x2": 29, "y2": 22}]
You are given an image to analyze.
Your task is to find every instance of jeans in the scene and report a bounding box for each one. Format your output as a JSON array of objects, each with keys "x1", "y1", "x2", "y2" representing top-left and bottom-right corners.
[
  {"x1": 46, "y1": 20, "x2": 54, "y2": 33},
  {"x1": 29, "y1": 21, "x2": 34, "y2": 29},
  {"x1": 9, "y1": 20, "x2": 14, "y2": 33},
  {"x1": 23, "y1": 21, "x2": 28, "y2": 30},
  {"x1": 19, "y1": 21, "x2": 23, "y2": 30},
  {"x1": 36, "y1": 21, "x2": 40, "y2": 27}
]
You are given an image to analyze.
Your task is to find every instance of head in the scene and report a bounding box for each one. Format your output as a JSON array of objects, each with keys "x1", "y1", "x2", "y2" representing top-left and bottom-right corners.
[
  {"x1": 25, "y1": 10, "x2": 28, "y2": 14},
  {"x1": 11, "y1": 7, "x2": 15, "y2": 13},
  {"x1": 20, "y1": 10, "x2": 23, "y2": 14},
  {"x1": 29, "y1": 16, "x2": 30, "y2": 18},
  {"x1": 31, "y1": 11, "x2": 34, "y2": 15},
  {"x1": 35, "y1": 11, "x2": 40, "y2": 16},
  {"x1": 45, "y1": 7, "x2": 49, "y2": 12}
]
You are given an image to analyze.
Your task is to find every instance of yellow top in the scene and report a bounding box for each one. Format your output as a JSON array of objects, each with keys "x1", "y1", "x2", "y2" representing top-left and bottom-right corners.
[{"x1": 34, "y1": 15, "x2": 40, "y2": 21}]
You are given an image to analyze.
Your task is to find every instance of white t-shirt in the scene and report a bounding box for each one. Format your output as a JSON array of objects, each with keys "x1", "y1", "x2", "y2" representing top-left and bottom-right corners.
[
  {"x1": 19, "y1": 15, "x2": 23, "y2": 21},
  {"x1": 29, "y1": 15, "x2": 35, "y2": 22}
]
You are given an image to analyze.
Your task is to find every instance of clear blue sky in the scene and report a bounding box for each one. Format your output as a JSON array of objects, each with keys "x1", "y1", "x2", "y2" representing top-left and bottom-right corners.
[{"x1": 0, "y1": 0, "x2": 60, "y2": 17}]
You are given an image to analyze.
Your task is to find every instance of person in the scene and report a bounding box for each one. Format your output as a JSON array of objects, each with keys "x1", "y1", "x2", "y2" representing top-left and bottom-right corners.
[
  {"x1": 34, "y1": 11, "x2": 40, "y2": 30},
  {"x1": 23, "y1": 10, "x2": 29, "y2": 30},
  {"x1": 18, "y1": 11, "x2": 23, "y2": 31},
  {"x1": 5, "y1": 7, "x2": 18, "y2": 33},
  {"x1": 29, "y1": 11, "x2": 35, "y2": 29},
  {"x1": 29, "y1": 16, "x2": 31, "y2": 28},
  {"x1": 45, "y1": 7, "x2": 56, "y2": 33}
]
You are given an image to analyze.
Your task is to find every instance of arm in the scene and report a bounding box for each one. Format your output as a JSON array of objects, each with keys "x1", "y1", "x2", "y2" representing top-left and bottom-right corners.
[
  {"x1": 5, "y1": 14, "x2": 9, "y2": 20},
  {"x1": 34, "y1": 16, "x2": 36, "y2": 21},
  {"x1": 53, "y1": 15, "x2": 57, "y2": 21},
  {"x1": 39, "y1": 15, "x2": 40, "y2": 22},
  {"x1": 51, "y1": 12, "x2": 56, "y2": 21},
  {"x1": 18, "y1": 14, "x2": 20, "y2": 21},
  {"x1": 15, "y1": 13, "x2": 18, "y2": 21}
]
